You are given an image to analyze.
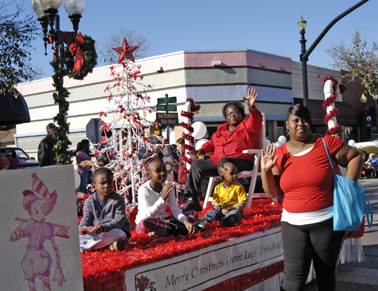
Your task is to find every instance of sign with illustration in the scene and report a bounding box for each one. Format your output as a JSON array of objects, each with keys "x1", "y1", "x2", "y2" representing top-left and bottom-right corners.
[
  {"x1": 1, "y1": 165, "x2": 83, "y2": 291},
  {"x1": 125, "y1": 227, "x2": 282, "y2": 290}
]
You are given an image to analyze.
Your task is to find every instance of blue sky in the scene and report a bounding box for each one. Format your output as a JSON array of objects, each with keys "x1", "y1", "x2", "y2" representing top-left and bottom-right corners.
[{"x1": 15, "y1": 0, "x2": 377, "y2": 78}]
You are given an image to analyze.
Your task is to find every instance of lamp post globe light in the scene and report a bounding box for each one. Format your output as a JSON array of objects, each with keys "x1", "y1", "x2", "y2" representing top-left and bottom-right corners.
[
  {"x1": 297, "y1": 16, "x2": 309, "y2": 108},
  {"x1": 32, "y1": 0, "x2": 87, "y2": 165},
  {"x1": 360, "y1": 93, "x2": 369, "y2": 141}
]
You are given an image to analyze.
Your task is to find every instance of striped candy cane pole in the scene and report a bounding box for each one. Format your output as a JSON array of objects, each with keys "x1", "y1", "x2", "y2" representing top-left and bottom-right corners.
[
  {"x1": 322, "y1": 76, "x2": 342, "y2": 136},
  {"x1": 180, "y1": 98, "x2": 201, "y2": 173},
  {"x1": 181, "y1": 100, "x2": 195, "y2": 172}
]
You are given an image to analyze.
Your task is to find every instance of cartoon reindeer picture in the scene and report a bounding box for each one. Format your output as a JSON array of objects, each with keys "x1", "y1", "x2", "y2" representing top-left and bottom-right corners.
[{"x1": 10, "y1": 173, "x2": 69, "y2": 291}]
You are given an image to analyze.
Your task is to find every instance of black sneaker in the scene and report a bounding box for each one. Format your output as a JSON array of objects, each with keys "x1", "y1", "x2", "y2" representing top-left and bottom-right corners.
[
  {"x1": 219, "y1": 214, "x2": 239, "y2": 227},
  {"x1": 181, "y1": 197, "x2": 202, "y2": 212},
  {"x1": 194, "y1": 217, "x2": 210, "y2": 232}
]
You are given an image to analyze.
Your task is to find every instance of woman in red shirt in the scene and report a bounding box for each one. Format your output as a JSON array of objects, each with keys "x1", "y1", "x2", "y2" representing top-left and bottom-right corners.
[
  {"x1": 261, "y1": 104, "x2": 363, "y2": 291},
  {"x1": 182, "y1": 87, "x2": 262, "y2": 212}
]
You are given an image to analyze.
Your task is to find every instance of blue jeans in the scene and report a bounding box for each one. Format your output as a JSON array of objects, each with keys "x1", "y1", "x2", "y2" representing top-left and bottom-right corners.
[
  {"x1": 78, "y1": 171, "x2": 91, "y2": 193},
  {"x1": 205, "y1": 208, "x2": 243, "y2": 225}
]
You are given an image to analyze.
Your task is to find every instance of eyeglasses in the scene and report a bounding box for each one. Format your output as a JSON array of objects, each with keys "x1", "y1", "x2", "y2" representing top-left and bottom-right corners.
[{"x1": 226, "y1": 111, "x2": 241, "y2": 117}]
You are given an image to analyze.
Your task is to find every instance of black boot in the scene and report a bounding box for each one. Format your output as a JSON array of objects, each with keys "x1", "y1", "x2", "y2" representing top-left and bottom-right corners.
[
  {"x1": 181, "y1": 197, "x2": 202, "y2": 211},
  {"x1": 194, "y1": 217, "x2": 210, "y2": 232}
]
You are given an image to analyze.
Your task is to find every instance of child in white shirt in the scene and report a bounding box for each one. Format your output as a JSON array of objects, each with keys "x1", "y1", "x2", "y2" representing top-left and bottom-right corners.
[{"x1": 135, "y1": 155, "x2": 198, "y2": 236}]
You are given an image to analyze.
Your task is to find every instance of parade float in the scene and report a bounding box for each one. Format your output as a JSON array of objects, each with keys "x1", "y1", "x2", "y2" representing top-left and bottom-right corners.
[{"x1": 73, "y1": 37, "x2": 284, "y2": 290}]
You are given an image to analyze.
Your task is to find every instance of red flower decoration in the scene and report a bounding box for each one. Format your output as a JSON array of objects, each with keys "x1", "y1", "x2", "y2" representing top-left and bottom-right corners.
[
  {"x1": 112, "y1": 37, "x2": 139, "y2": 63},
  {"x1": 135, "y1": 275, "x2": 150, "y2": 291}
]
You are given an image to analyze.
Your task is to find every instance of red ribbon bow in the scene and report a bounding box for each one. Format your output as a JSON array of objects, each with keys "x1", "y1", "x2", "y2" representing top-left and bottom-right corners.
[{"x1": 68, "y1": 32, "x2": 85, "y2": 76}]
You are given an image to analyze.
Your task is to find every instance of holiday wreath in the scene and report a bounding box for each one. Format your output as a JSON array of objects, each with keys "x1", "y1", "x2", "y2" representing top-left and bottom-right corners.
[{"x1": 51, "y1": 32, "x2": 97, "y2": 80}]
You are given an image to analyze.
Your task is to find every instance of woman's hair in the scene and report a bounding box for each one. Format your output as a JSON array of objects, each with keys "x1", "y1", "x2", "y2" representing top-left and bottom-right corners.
[
  {"x1": 222, "y1": 102, "x2": 246, "y2": 119},
  {"x1": 287, "y1": 104, "x2": 312, "y2": 126},
  {"x1": 81, "y1": 139, "x2": 90, "y2": 147},
  {"x1": 76, "y1": 141, "x2": 83, "y2": 152}
]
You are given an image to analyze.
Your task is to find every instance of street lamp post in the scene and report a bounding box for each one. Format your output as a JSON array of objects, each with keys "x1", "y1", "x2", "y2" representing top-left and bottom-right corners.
[
  {"x1": 298, "y1": 16, "x2": 309, "y2": 108},
  {"x1": 32, "y1": 0, "x2": 86, "y2": 164},
  {"x1": 297, "y1": 0, "x2": 369, "y2": 109}
]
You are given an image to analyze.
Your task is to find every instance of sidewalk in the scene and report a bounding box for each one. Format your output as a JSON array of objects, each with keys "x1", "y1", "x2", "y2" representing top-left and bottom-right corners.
[{"x1": 305, "y1": 178, "x2": 378, "y2": 291}]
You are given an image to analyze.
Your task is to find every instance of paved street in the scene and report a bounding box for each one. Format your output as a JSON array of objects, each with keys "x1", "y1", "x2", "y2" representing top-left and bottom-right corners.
[{"x1": 305, "y1": 178, "x2": 378, "y2": 291}]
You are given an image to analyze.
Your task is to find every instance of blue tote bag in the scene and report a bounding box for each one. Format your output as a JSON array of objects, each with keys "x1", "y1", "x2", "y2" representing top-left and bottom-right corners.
[{"x1": 321, "y1": 137, "x2": 373, "y2": 231}]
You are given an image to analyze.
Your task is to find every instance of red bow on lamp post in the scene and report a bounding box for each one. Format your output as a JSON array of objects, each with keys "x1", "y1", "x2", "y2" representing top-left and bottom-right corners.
[{"x1": 68, "y1": 32, "x2": 85, "y2": 76}]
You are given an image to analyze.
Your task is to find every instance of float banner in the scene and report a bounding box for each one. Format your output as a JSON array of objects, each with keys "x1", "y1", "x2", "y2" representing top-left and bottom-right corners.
[
  {"x1": 125, "y1": 227, "x2": 282, "y2": 290},
  {"x1": 0, "y1": 165, "x2": 84, "y2": 291}
]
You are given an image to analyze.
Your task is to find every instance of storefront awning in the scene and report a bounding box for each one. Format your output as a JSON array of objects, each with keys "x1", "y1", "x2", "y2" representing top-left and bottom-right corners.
[
  {"x1": 308, "y1": 100, "x2": 357, "y2": 126},
  {"x1": 0, "y1": 84, "x2": 30, "y2": 126}
]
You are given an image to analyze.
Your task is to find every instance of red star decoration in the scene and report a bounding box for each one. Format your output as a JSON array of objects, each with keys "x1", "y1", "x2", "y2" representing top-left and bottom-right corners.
[{"x1": 112, "y1": 37, "x2": 139, "y2": 63}]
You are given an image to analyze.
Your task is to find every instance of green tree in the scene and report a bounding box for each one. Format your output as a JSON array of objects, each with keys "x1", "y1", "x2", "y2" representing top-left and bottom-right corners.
[
  {"x1": 0, "y1": 1, "x2": 39, "y2": 94},
  {"x1": 327, "y1": 30, "x2": 378, "y2": 126}
]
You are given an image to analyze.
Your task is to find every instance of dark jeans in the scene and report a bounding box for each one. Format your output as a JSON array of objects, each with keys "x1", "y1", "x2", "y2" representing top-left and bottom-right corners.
[
  {"x1": 78, "y1": 171, "x2": 92, "y2": 193},
  {"x1": 281, "y1": 219, "x2": 346, "y2": 291},
  {"x1": 184, "y1": 157, "x2": 253, "y2": 200},
  {"x1": 205, "y1": 208, "x2": 243, "y2": 224}
]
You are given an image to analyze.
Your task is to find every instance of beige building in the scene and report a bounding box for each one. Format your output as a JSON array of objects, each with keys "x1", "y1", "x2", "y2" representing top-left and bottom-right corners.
[{"x1": 13, "y1": 49, "x2": 363, "y2": 158}]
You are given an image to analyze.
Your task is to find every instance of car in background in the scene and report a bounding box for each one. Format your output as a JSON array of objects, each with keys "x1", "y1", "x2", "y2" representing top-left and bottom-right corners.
[{"x1": 0, "y1": 147, "x2": 39, "y2": 168}]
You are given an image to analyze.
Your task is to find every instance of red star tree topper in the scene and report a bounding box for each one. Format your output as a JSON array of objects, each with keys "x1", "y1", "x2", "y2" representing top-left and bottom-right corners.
[{"x1": 112, "y1": 37, "x2": 139, "y2": 63}]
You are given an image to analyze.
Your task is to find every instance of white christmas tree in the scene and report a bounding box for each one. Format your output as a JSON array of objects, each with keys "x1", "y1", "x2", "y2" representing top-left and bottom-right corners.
[{"x1": 96, "y1": 37, "x2": 165, "y2": 208}]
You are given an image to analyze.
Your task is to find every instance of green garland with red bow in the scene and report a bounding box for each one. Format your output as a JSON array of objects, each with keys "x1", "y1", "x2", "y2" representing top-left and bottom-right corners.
[
  {"x1": 49, "y1": 32, "x2": 97, "y2": 164},
  {"x1": 51, "y1": 32, "x2": 97, "y2": 80}
]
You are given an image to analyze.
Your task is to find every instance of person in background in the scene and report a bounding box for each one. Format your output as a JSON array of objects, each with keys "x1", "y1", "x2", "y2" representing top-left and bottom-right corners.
[
  {"x1": 172, "y1": 138, "x2": 188, "y2": 201},
  {"x1": 76, "y1": 139, "x2": 92, "y2": 193},
  {"x1": 169, "y1": 144, "x2": 179, "y2": 181},
  {"x1": 261, "y1": 104, "x2": 363, "y2": 291},
  {"x1": 363, "y1": 153, "x2": 377, "y2": 178},
  {"x1": 8, "y1": 151, "x2": 20, "y2": 170},
  {"x1": 79, "y1": 167, "x2": 131, "y2": 252},
  {"x1": 38, "y1": 123, "x2": 57, "y2": 167},
  {"x1": 0, "y1": 149, "x2": 9, "y2": 170},
  {"x1": 195, "y1": 161, "x2": 247, "y2": 230},
  {"x1": 182, "y1": 88, "x2": 262, "y2": 211}
]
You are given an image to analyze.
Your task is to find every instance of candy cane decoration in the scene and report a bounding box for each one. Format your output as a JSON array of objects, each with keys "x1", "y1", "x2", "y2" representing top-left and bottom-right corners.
[
  {"x1": 322, "y1": 76, "x2": 344, "y2": 136},
  {"x1": 180, "y1": 98, "x2": 201, "y2": 173}
]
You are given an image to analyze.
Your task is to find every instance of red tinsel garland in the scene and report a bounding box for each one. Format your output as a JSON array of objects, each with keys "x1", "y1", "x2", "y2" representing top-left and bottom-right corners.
[
  {"x1": 324, "y1": 108, "x2": 339, "y2": 123},
  {"x1": 182, "y1": 133, "x2": 195, "y2": 143},
  {"x1": 180, "y1": 122, "x2": 194, "y2": 133},
  {"x1": 181, "y1": 110, "x2": 195, "y2": 120},
  {"x1": 326, "y1": 125, "x2": 342, "y2": 136},
  {"x1": 204, "y1": 261, "x2": 284, "y2": 291}
]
